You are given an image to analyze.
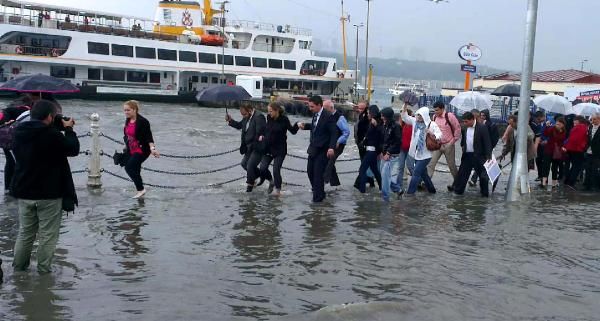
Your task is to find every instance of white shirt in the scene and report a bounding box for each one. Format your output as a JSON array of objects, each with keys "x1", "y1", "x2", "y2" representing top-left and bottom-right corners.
[
  {"x1": 245, "y1": 109, "x2": 255, "y2": 131},
  {"x1": 589, "y1": 125, "x2": 599, "y2": 154},
  {"x1": 466, "y1": 121, "x2": 476, "y2": 153}
]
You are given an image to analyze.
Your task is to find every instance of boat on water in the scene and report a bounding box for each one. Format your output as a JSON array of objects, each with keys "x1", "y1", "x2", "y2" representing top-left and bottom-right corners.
[
  {"x1": 0, "y1": 0, "x2": 347, "y2": 102},
  {"x1": 387, "y1": 81, "x2": 429, "y2": 96}
]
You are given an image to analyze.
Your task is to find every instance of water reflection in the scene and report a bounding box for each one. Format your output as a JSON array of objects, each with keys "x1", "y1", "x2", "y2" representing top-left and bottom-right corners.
[
  {"x1": 232, "y1": 199, "x2": 282, "y2": 261},
  {"x1": 10, "y1": 274, "x2": 72, "y2": 321},
  {"x1": 105, "y1": 202, "x2": 149, "y2": 277}
]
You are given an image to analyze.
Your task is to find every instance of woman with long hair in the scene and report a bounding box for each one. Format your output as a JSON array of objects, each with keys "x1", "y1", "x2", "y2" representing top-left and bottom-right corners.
[
  {"x1": 355, "y1": 105, "x2": 384, "y2": 193},
  {"x1": 122, "y1": 100, "x2": 159, "y2": 198},
  {"x1": 257, "y1": 102, "x2": 298, "y2": 196}
]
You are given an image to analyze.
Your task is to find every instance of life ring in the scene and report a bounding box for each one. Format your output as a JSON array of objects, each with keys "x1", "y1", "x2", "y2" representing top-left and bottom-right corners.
[
  {"x1": 51, "y1": 48, "x2": 59, "y2": 57},
  {"x1": 339, "y1": 73, "x2": 345, "y2": 78},
  {"x1": 15, "y1": 45, "x2": 23, "y2": 54},
  {"x1": 166, "y1": 84, "x2": 173, "y2": 90}
]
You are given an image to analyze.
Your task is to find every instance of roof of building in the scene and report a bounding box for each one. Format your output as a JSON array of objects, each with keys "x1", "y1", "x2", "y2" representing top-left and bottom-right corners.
[{"x1": 479, "y1": 69, "x2": 600, "y2": 84}]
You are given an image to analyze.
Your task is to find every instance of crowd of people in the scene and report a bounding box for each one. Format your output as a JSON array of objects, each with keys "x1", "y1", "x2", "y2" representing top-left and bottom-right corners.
[{"x1": 226, "y1": 95, "x2": 600, "y2": 202}]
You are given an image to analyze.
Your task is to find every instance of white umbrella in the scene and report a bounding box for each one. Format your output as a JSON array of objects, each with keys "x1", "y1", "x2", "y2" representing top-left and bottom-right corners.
[
  {"x1": 572, "y1": 103, "x2": 600, "y2": 116},
  {"x1": 449, "y1": 91, "x2": 493, "y2": 112},
  {"x1": 533, "y1": 94, "x2": 572, "y2": 115}
]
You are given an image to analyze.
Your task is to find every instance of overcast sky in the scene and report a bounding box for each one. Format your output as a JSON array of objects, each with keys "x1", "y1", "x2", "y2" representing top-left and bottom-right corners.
[{"x1": 46, "y1": 0, "x2": 599, "y2": 72}]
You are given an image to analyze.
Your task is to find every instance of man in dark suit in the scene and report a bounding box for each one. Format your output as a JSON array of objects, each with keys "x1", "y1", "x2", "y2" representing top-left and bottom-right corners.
[
  {"x1": 584, "y1": 113, "x2": 600, "y2": 191},
  {"x1": 297, "y1": 95, "x2": 337, "y2": 202},
  {"x1": 226, "y1": 103, "x2": 266, "y2": 192},
  {"x1": 453, "y1": 111, "x2": 493, "y2": 197}
]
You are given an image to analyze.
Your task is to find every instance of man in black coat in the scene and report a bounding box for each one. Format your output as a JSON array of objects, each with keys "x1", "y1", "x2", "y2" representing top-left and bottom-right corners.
[
  {"x1": 10, "y1": 100, "x2": 79, "y2": 274},
  {"x1": 354, "y1": 100, "x2": 374, "y2": 187},
  {"x1": 454, "y1": 112, "x2": 493, "y2": 197},
  {"x1": 226, "y1": 103, "x2": 266, "y2": 192},
  {"x1": 584, "y1": 113, "x2": 600, "y2": 191},
  {"x1": 297, "y1": 95, "x2": 337, "y2": 202}
]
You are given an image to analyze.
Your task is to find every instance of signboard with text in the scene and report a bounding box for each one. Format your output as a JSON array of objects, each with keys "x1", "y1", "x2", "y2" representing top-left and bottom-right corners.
[
  {"x1": 461, "y1": 64, "x2": 477, "y2": 73},
  {"x1": 458, "y1": 44, "x2": 482, "y2": 61}
]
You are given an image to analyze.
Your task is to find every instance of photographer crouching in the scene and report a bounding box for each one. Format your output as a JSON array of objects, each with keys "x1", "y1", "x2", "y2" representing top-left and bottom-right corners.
[{"x1": 9, "y1": 100, "x2": 79, "y2": 274}]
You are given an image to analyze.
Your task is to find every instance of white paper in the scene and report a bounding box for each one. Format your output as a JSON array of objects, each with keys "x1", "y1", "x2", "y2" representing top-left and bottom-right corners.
[{"x1": 484, "y1": 155, "x2": 502, "y2": 183}]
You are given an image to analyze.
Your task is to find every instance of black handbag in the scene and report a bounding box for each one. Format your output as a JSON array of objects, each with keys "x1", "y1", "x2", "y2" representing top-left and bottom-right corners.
[{"x1": 113, "y1": 150, "x2": 130, "y2": 167}]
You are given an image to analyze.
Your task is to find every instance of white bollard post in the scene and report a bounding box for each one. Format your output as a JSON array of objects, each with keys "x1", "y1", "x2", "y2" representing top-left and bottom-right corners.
[{"x1": 87, "y1": 113, "x2": 102, "y2": 188}]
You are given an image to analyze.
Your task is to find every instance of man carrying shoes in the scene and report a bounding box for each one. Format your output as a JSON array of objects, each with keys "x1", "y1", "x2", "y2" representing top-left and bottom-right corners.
[{"x1": 10, "y1": 100, "x2": 79, "y2": 274}]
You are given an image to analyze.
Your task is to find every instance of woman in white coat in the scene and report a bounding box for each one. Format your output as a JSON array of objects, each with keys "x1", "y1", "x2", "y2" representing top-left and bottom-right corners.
[{"x1": 401, "y1": 103, "x2": 443, "y2": 195}]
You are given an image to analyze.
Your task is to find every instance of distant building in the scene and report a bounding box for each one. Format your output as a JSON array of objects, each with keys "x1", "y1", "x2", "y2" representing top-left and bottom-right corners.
[{"x1": 473, "y1": 69, "x2": 600, "y2": 100}]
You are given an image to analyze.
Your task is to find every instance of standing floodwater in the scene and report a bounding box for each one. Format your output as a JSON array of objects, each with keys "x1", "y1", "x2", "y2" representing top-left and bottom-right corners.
[{"x1": 1, "y1": 100, "x2": 599, "y2": 321}]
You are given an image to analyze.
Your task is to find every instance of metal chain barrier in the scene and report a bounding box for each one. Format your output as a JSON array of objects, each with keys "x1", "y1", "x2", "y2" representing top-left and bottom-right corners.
[
  {"x1": 77, "y1": 132, "x2": 91, "y2": 138},
  {"x1": 287, "y1": 152, "x2": 359, "y2": 163},
  {"x1": 160, "y1": 147, "x2": 239, "y2": 159},
  {"x1": 141, "y1": 163, "x2": 240, "y2": 176},
  {"x1": 101, "y1": 168, "x2": 245, "y2": 189},
  {"x1": 99, "y1": 132, "x2": 125, "y2": 146}
]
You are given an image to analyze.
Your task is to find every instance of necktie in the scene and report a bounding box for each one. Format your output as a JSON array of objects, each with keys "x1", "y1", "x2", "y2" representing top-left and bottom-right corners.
[{"x1": 312, "y1": 113, "x2": 318, "y2": 131}]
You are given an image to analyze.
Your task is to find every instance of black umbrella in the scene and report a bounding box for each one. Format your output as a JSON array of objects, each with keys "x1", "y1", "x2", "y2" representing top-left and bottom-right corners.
[
  {"x1": 0, "y1": 74, "x2": 79, "y2": 94},
  {"x1": 491, "y1": 84, "x2": 521, "y2": 97},
  {"x1": 398, "y1": 90, "x2": 419, "y2": 106},
  {"x1": 195, "y1": 85, "x2": 252, "y2": 102}
]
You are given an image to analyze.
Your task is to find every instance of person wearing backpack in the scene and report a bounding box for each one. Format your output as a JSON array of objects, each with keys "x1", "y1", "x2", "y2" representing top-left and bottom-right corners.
[{"x1": 427, "y1": 101, "x2": 461, "y2": 191}]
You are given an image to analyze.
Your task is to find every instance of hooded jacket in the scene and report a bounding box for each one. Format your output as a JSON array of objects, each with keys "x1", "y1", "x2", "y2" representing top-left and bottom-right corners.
[
  {"x1": 10, "y1": 120, "x2": 80, "y2": 202},
  {"x1": 381, "y1": 108, "x2": 402, "y2": 155},
  {"x1": 401, "y1": 107, "x2": 442, "y2": 160}
]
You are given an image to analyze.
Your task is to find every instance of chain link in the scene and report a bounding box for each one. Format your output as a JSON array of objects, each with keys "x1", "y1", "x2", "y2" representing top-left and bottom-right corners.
[
  {"x1": 141, "y1": 163, "x2": 240, "y2": 176},
  {"x1": 76, "y1": 132, "x2": 91, "y2": 138},
  {"x1": 160, "y1": 147, "x2": 239, "y2": 159},
  {"x1": 287, "y1": 152, "x2": 359, "y2": 162},
  {"x1": 101, "y1": 168, "x2": 245, "y2": 189},
  {"x1": 99, "y1": 132, "x2": 125, "y2": 145}
]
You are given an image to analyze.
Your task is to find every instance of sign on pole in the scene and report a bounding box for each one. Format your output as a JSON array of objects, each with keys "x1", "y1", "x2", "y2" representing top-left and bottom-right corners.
[
  {"x1": 461, "y1": 64, "x2": 477, "y2": 73},
  {"x1": 459, "y1": 43, "x2": 482, "y2": 91}
]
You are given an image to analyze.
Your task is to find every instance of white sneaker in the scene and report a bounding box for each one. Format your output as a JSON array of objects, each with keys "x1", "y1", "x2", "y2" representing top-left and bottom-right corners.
[{"x1": 132, "y1": 189, "x2": 146, "y2": 199}]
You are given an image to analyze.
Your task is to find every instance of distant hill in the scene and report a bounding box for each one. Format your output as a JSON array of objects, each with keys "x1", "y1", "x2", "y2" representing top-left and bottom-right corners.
[{"x1": 316, "y1": 51, "x2": 506, "y2": 83}]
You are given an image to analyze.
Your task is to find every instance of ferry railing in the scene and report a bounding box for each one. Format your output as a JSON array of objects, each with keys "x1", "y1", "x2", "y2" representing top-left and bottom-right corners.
[
  {"x1": 227, "y1": 20, "x2": 312, "y2": 37},
  {"x1": 1, "y1": 44, "x2": 67, "y2": 57}
]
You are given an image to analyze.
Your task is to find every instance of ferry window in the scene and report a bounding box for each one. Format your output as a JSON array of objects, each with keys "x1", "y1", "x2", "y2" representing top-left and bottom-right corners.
[
  {"x1": 112, "y1": 44, "x2": 133, "y2": 57},
  {"x1": 269, "y1": 59, "x2": 282, "y2": 69},
  {"x1": 149, "y1": 72, "x2": 161, "y2": 83},
  {"x1": 299, "y1": 40, "x2": 309, "y2": 49},
  {"x1": 88, "y1": 68, "x2": 101, "y2": 80},
  {"x1": 284, "y1": 60, "x2": 296, "y2": 70},
  {"x1": 50, "y1": 66, "x2": 75, "y2": 79},
  {"x1": 88, "y1": 42, "x2": 109, "y2": 55},
  {"x1": 198, "y1": 53, "x2": 216, "y2": 64},
  {"x1": 256, "y1": 81, "x2": 261, "y2": 90},
  {"x1": 179, "y1": 51, "x2": 197, "y2": 63},
  {"x1": 201, "y1": 76, "x2": 208, "y2": 83},
  {"x1": 235, "y1": 56, "x2": 251, "y2": 67},
  {"x1": 127, "y1": 71, "x2": 148, "y2": 83},
  {"x1": 300, "y1": 60, "x2": 329, "y2": 76},
  {"x1": 217, "y1": 55, "x2": 234, "y2": 66},
  {"x1": 158, "y1": 49, "x2": 177, "y2": 61},
  {"x1": 136, "y1": 47, "x2": 156, "y2": 59},
  {"x1": 103, "y1": 69, "x2": 126, "y2": 81},
  {"x1": 211, "y1": 77, "x2": 219, "y2": 84},
  {"x1": 276, "y1": 80, "x2": 289, "y2": 89},
  {"x1": 252, "y1": 57, "x2": 267, "y2": 68}
]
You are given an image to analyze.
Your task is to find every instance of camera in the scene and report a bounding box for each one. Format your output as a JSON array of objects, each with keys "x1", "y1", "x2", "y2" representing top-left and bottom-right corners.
[{"x1": 53, "y1": 114, "x2": 72, "y2": 130}]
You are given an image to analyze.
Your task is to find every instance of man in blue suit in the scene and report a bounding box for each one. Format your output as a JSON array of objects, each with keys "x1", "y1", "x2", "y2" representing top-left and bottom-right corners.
[{"x1": 297, "y1": 96, "x2": 338, "y2": 202}]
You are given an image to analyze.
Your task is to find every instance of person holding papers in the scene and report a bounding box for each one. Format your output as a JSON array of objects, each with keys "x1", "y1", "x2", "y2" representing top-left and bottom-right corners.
[{"x1": 453, "y1": 112, "x2": 493, "y2": 197}]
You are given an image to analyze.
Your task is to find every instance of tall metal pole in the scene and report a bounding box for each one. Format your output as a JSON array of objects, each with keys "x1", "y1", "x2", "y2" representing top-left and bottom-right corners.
[
  {"x1": 219, "y1": 1, "x2": 229, "y2": 84},
  {"x1": 506, "y1": 0, "x2": 539, "y2": 202},
  {"x1": 87, "y1": 113, "x2": 102, "y2": 189},
  {"x1": 354, "y1": 23, "x2": 363, "y2": 102},
  {"x1": 364, "y1": 0, "x2": 372, "y2": 93}
]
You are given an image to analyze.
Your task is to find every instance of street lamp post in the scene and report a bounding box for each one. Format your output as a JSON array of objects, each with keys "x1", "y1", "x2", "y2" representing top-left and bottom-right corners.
[
  {"x1": 506, "y1": 0, "x2": 539, "y2": 202},
  {"x1": 581, "y1": 59, "x2": 589, "y2": 71},
  {"x1": 364, "y1": 0, "x2": 372, "y2": 94},
  {"x1": 353, "y1": 23, "x2": 364, "y2": 102}
]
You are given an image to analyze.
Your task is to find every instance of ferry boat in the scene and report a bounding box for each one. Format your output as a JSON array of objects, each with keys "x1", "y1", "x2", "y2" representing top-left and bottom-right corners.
[
  {"x1": 0, "y1": 0, "x2": 351, "y2": 102},
  {"x1": 388, "y1": 81, "x2": 429, "y2": 96}
]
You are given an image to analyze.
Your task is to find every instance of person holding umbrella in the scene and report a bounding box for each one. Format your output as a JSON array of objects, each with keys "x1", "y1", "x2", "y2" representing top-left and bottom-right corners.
[
  {"x1": 122, "y1": 100, "x2": 160, "y2": 199},
  {"x1": 226, "y1": 103, "x2": 266, "y2": 193}
]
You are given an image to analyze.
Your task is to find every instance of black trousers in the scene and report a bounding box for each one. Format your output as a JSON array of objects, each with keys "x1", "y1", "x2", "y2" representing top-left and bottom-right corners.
[
  {"x1": 259, "y1": 154, "x2": 286, "y2": 189},
  {"x1": 454, "y1": 153, "x2": 489, "y2": 197},
  {"x1": 540, "y1": 154, "x2": 565, "y2": 181},
  {"x1": 565, "y1": 151, "x2": 585, "y2": 186},
  {"x1": 307, "y1": 151, "x2": 328, "y2": 202},
  {"x1": 324, "y1": 144, "x2": 345, "y2": 186},
  {"x1": 583, "y1": 154, "x2": 600, "y2": 190},
  {"x1": 241, "y1": 149, "x2": 262, "y2": 185},
  {"x1": 3, "y1": 148, "x2": 15, "y2": 191},
  {"x1": 125, "y1": 153, "x2": 149, "y2": 191}
]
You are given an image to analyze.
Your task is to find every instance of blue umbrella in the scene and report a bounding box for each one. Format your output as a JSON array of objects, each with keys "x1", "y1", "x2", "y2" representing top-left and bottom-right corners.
[
  {"x1": 195, "y1": 85, "x2": 251, "y2": 102},
  {"x1": 0, "y1": 74, "x2": 79, "y2": 94}
]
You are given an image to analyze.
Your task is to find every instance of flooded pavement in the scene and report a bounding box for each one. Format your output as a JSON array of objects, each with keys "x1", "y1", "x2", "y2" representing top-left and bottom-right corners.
[{"x1": 1, "y1": 100, "x2": 599, "y2": 321}]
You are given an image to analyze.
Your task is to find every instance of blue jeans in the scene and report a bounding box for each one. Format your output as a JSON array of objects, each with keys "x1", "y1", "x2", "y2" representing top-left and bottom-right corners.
[
  {"x1": 396, "y1": 151, "x2": 414, "y2": 191},
  {"x1": 380, "y1": 155, "x2": 400, "y2": 201},
  {"x1": 407, "y1": 158, "x2": 436, "y2": 194},
  {"x1": 358, "y1": 151, "x2": 382, "y2": 193}
]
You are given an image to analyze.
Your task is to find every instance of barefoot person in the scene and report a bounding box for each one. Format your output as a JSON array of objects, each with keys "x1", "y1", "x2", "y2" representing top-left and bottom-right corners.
[{"x1": 123, "y1": 100, "x2": 159, "y2": 198}]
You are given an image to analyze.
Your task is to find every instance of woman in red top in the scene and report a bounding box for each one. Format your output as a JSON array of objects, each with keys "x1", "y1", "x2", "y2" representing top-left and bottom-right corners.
[
  {"x1": 563, "y1": 115, "x2": 589, "y2": 188},
  {"x1": 123, "y1": 100, "x2": 159, "y2": 198},
  {"x1": 540, "y1": 117, "x2": 567, "y2": 188}
]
